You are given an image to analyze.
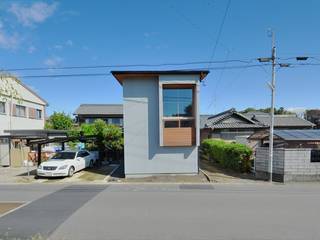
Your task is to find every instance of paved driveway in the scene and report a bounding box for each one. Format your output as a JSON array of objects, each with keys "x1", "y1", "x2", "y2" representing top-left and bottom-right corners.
[{"x1": 1, "y1": 183, "x2": 320, "y2": 240}]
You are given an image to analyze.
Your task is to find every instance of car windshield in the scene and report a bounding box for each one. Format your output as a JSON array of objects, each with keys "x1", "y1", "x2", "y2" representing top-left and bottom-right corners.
[{"x1": 50, "y1": 152, "x2": 76, "y2": 160}]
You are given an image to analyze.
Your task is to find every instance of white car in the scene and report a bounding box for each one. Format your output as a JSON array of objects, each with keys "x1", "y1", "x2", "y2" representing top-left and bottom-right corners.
[{"x1": 37, "y1": 150, "x2": 96, "y2": 177}]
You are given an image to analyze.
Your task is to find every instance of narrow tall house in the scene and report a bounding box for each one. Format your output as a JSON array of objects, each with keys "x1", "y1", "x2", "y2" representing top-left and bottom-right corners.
[{"x1": 112, "y1": 70, "x2": 209, "y2": 177}]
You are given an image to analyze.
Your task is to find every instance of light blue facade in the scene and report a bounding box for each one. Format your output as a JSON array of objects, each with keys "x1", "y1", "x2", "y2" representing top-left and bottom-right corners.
[{"x1": 122, "y1": 74, "x2": 202, "y2": 177}]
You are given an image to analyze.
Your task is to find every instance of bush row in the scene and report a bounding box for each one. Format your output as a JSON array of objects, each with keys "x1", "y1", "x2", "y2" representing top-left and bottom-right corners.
[{"x1": 201, "y1": 139, "x2": 253, "y2": 172}]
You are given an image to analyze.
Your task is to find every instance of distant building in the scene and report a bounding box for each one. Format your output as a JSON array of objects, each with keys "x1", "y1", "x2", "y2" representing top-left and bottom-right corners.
[
  {"x1": 74, "y1": 104, "x2": 123, "y2": 126},
  {"x1": 0, "y1": 74, "x2": 48, "y2": 167},
  {"x1": 252, "y1": 130, "x2": 320, "y2": 182},
  {"x1": 305, "y1": 109, "x2": 320, "y2": 129},
  {"x1": 201, "y1": 109, "x2": 315, "y2": 141},
  {"x1": 0, "y1": 75, "x2": 48, "y2": 135}
]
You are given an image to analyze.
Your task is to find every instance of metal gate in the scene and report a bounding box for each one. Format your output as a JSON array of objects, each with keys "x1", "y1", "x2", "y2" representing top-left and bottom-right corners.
[{"x1": 0, "y1": 138, "x2": 10, "y2": 166}]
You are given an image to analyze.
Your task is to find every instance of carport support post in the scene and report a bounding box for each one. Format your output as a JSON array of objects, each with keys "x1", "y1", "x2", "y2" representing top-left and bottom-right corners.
[{"x1": 37, "y1": 144, "x2": 42, "y2": 166}]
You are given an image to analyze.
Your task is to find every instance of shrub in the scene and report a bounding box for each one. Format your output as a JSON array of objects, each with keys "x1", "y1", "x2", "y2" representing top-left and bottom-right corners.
[{"x1": 201, "y1": 139, "x2": 253, "y2": 172}]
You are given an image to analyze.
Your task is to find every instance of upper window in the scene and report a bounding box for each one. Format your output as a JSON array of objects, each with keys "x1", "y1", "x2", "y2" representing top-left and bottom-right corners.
[
  {"x1": 36, "y1": 109, "x2": 42, "y2": 119},
  {"x1": 15, "y1": 105, "x2": 26, "y2": 117},
  {"x1": 163, "y1": 88, "x2": 193, "y2": 117},
  {"x1": 162, "y1": 85, "x2": 196, "y2": 147},
  {"x1": 0, "y1": 102, "x2": 5, "y2": 114}
]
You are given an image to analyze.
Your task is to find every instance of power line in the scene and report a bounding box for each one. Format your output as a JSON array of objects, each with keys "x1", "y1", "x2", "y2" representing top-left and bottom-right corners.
[
  {"x1": 207, "y1": 0, "x2": 232, "y2": 69},
  {"x1": 20, "y1": 73, "x2": 112, "y2": 78},
  {"x1": 1, "y1": 59, "x2": 255, "y2": 72},
  {"x1": 3, "y1": 62, "x2": 320, "y2": 79},
  {"x1": 17, "y1": 64, "x2": 272, "y2": 78}
]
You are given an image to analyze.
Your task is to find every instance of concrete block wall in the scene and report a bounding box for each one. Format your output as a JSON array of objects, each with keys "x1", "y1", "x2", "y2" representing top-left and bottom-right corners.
[
  {"x1": 255, "y1": 147, "x2": 320, "y2": 182},
  {"x1": 255, "y1": 148, "x2": 284, "y2": 174},
  {"x1": 283, "y1": 148, "x2": 320, "y2": 181}
]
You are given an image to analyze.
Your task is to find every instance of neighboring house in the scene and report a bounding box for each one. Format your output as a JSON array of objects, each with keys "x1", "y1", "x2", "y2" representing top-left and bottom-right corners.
[
  {"x1": 200, "y1": 109, "x2": 266, "y2": 141},
  {"x1": 0, "y1": 75, "x2": 48, "y2": 135},
  {"x1": 201, "y1": 109, "x2": 315, "y2": 141},
  {"x1": 305, "y1": 109, "x2": 320, "y2": 129},
  {"x1": 74, "y1": 104, "x2": 123, "y2": 126},
  {"x1": 252, "y1": 130, "x2": 320, "y2": 182},
  {"x1": 244, "y1": 111, "x2": 315, "y2": 129},
  {"x1": 0, "y1": 75, "x2": 48, "y2": 167},
  {"x1": 112, "y1": 70, "x2": 209, "y2": 177}
]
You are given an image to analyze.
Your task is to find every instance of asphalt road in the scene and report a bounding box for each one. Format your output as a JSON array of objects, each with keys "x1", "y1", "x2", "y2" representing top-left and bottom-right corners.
[{"x1": 0, "y1": 183, "x2": 320, "y2": 240}]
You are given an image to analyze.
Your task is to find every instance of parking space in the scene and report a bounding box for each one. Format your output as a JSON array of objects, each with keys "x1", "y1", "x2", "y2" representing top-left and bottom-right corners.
[{"x1": 0, "y1": 164, "x2": 119, "y2": 184}]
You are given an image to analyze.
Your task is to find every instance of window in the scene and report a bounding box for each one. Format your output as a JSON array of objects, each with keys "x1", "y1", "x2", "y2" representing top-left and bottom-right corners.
[
  {"x1": 15, "y1": 105, "x2": 26, "y2": 117},
  {"x1": 36, "y1": 109, "x2": 42, "y2": 119},
  {"x1": 85, "y1": 118, "x2": 95, "y2": 124},
  {"x1": 162, "y1": 85, "x2": 196, "y2": 146},
  {"x1": 163, "y1": 88, "x2": 193, "y2": 117},
  {"x1": 77, "y1": 151, "x2": 89, "y2": 158},
  {"x1": 311, "y1": 150, "x2": 320, "y2": 162},
  {"x1": 0, "y1": 102, "x2": 5, "y2": 114}
]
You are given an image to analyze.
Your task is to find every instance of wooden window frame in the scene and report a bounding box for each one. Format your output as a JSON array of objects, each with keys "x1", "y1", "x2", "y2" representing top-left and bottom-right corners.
[{"x1": 162, "y1": 84, "x2": 196, "y2": 147}]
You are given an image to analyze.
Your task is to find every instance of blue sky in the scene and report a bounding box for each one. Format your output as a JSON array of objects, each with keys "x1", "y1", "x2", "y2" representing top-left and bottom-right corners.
[{"x1": 0, "y1": 0, "x2": 319, "y2": 116}]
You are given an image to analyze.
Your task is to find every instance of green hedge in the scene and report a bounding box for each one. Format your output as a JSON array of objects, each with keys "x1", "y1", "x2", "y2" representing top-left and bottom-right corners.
[{"x1": 201, "y1": 139, "x2": 253, "y2": 172}]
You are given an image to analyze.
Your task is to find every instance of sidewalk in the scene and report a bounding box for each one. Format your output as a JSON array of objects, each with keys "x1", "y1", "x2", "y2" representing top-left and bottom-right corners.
[{"x1": 0, "y1": 166, "x2": 38, "y2": 184}]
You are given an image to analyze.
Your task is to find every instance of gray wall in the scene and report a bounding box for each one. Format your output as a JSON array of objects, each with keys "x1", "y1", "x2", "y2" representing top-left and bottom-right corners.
[
  {"x1": 255, "y1": 147, "x2": 320, "y2": 182},
  {"x1": 123, "y1": 77, "x2": 198, "y2": 176}
]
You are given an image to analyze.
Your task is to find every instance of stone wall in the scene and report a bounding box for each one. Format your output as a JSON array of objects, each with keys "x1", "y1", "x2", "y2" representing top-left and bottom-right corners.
[{"x1": 255, "y1": 147, "x2": 320, "y2": 182}]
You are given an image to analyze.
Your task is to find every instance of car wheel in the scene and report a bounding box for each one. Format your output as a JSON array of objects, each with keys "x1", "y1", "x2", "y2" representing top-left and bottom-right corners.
[
  {"x1": 68, "y1": 166, "x2": 75, "y2": 177},
  {"x1": 89, "y1": 160, "x2": 94, "y2": 168}
]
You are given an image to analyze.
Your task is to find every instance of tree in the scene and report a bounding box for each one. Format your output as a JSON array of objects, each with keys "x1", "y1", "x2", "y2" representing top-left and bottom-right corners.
[
  {"x1": 70, "y1": 119, "x2": 124, "y2": 163},
  {"x1": 241, "y1": 107, "x2": 294, "y2": 115},
  {"x1": 45, "y1": 112, "x2": 74, "y2": 130},
  {"x1": 0, "y1": 73, "x2": 21, "y2": 102}
]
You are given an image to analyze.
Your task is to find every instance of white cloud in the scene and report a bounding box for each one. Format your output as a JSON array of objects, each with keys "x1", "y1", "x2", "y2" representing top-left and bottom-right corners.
[
  {"x1": 8, "y1": 2, "x2": 58, "y2": 27},
  {"x1": 143, "y1": 32, "x2": 159, "y2": 38},
  {"x1": 65, "y1": 40, "x2": 73, "y2": 46},
  {"x1": 28, "y1": 45, "x2": 36, "y2": 53},
  {"x1": 53, "y1": 44, "x2": 63, "y2": 50},
  {"x1": 0, "y1": 30, "x2": 19, "y2": 49},
  {"x1": 44, "y1": 56, "x2": 62, "y2": 67}
]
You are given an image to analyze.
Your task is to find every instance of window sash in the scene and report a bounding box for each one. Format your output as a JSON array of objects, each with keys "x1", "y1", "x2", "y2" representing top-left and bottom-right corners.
[
  {"x1": 16, "y1": 105, "x2": 26, "y2": 117},
  {"x1": 36, "y1": 109, "x2": 42, "y2": 119},
  {"x1": 0, "y1": 102, "x2": 5, "y2": 114}
]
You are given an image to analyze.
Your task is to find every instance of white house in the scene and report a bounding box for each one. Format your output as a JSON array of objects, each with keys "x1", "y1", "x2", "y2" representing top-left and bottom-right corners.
[
  {"x1": 0, "y1": 74, "x2": 47, "y2": 135},
  {"x1": 0, "y1": 74, "x2": 48, "y2": 166}
]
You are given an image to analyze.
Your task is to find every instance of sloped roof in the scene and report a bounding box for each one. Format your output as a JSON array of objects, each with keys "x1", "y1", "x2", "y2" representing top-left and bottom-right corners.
[
  {"x1": 201, "y1": 109, "x2": 266, "y2": 129},
  {"x1": 249, "y1": 129, "x2": 320, "y2": 141},
  {"x1": 111, "y1": 70, "x2": 209, "y2": 85},
  {"x1": 245, "y1": 113, "x2": 315, "y2": 128},
  {"x1": 74, "y1": 104, "x2": 123, "y2": 115},
  {"x1": 274, "y1": 130, "x2": 320, "y2": 141}
]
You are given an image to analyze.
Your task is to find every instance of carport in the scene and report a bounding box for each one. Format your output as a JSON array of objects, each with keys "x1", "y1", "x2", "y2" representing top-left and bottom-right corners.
[{"x1": 0, "y1": 129, "x2": 68, "y2": 167}]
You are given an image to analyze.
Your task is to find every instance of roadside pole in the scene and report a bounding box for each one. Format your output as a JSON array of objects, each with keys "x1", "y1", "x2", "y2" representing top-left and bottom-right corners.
[{"x1": 269, "y1": 32, "x2": 276, "y2": 183}]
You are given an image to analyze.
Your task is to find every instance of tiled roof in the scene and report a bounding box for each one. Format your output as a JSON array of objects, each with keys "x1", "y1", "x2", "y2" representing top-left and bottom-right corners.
[
  {"x1": 201, "y1": 109, "x2": 266, "y2": 129},
  {"x1": 245, "y1": 114, "x2": 315, "y2": 127},
  {"x1": 74, "y1": 104, "x2": 123, "y2": 115}
]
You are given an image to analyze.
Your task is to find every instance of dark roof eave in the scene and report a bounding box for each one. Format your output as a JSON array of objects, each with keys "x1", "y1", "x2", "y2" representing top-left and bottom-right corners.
[{"x1": 111, "y1": 70, "x2": 209, "y2": 85}]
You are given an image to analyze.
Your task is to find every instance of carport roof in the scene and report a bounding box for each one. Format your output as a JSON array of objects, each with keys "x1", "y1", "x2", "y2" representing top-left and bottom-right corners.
[{"x1": 2, "y1": 129, "x2": 68, "y2": 139}]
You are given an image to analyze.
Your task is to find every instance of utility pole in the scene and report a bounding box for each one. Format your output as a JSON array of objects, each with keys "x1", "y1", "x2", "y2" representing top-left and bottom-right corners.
[
  {"x1": 269, "y1": 31, "x2": 276, "y2": 183},
  {"x1": 258, "y1": 31, "x2": 308, "y2": 182}
]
